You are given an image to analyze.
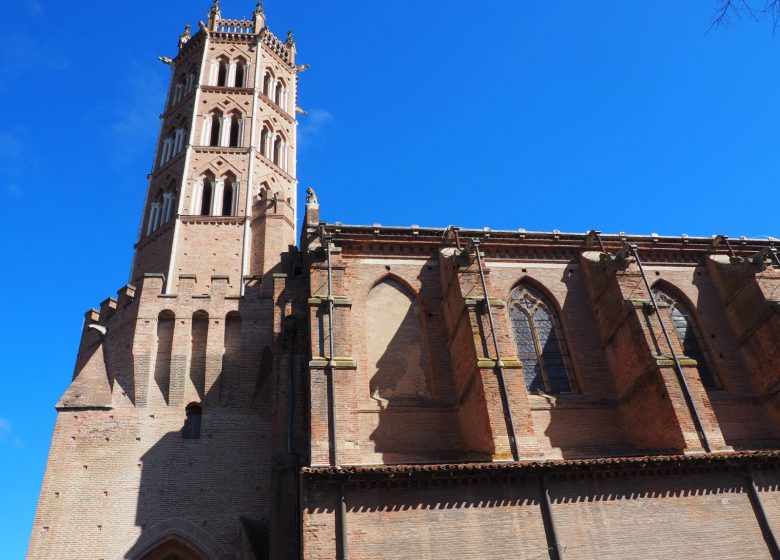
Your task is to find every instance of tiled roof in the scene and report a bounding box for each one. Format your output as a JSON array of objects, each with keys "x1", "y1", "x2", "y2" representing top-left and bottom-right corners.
[{"x1": 301, "y1": 451, "x2": 780, "y2": 480}]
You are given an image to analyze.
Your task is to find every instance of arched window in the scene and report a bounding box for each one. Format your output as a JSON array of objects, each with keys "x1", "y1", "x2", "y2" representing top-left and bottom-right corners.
[
  {"x1": 365, "y1": 278, "x2": 431, "y2": 400},
  {"x1": 147, "y1": 191, "x2": 163, "y2": 235},
  {"x1": 263, "y1": 71, "x2": 273, "y2": 96},
  {"x1": 217, "y1": 59, "x2": 228, "y2": 87},
  {"x1": 653, "y1": 287, "x2": 719, "y2": 389},
  {"x1": 182, "y1": 403, "x2": 202, "y2": 439},
  {"x1": 228, "y1": 114, "x2": 241, "y2": 147},
  {"x1": 222, "y1": 175, "x2": 237, "y2": 216},
  {"x1": 509, "y1": 284, "x2": 574, "y2": 394},
  {"x1": 163, "y1": 181, "x2": 177, "y2": 223},
  {"x1": 260, "y1": 127, "x2": 270, "y2": 157},
  {"x1": 234, "y1": 59, "x2": 246, "y2": 88},
  {"x1": 209, "y1": 113, "x2": 222, "y2": 147},
  {"x1": 272, "y1": 135, "x2": 283, "y2": 166},
  {"x1": 274, "y1": 80, "x2": 284, "y2": 108},
  {"x1": 200, "y1": 177, "x2": 213, "y2": 216}
]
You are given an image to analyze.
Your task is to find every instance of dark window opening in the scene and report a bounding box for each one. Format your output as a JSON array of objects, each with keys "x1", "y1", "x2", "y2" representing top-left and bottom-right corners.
[
  {"x1": 209, "y1": 115, "x2": 221, "y2": 147},
  {"x1": 217, "y1": 61, "x2": 228, "y2": 87},
  {"x1": 235, "y1": 64, "x2": 245, "y2": 87},
  {"x1": 272, "y1": 136, "x2": 282, "y2": 166},
  {"x1": 201, "y1": 179, "x2": 213, "y2": 216},
  {"x1": 222, "y1": 182, "x2": 234, "y2": 216},
  {"x1": 182, "y1": 403, "x2": 202, "y2": 439},
  {"x1": 229, "y1": 115, "x2": 240, "y2": 147}
]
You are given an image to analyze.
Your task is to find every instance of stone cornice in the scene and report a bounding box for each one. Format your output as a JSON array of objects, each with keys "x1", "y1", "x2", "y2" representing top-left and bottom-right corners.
[{"x1": 313, "y1": 224, "x2": 780, "y2": 264}]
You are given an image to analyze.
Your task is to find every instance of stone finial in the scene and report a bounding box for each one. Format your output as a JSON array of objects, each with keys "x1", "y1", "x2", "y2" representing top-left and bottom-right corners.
[
  {"x1": 179, "y1": 23, "x2": 192, "y2": 50},
  {"x1": 207, "y1": 0, "x2": 221, "y2": 30},
  {"x1": 306, "y1": 187, "x2": 318, "y2": 205},
  {"x1": 253, "y1": 0, "x2": 266, "y2": 30},
  {"x1": 286, "y1": 30, "x2": 295, "y2": 45}
]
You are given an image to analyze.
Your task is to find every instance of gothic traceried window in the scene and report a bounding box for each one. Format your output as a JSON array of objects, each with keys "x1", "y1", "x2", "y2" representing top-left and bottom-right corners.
[
  {"x1": 653, "y1": 288, "x2": 720, "y2": 389},
  {"x1": 509, "y1": 284, "x2": 574, "y2": 394}
]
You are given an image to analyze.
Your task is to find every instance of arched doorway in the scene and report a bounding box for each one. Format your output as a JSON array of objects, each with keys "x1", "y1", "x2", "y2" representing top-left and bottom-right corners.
[{"x1": 140, "y1": 539, "x2": 204, "y2": 560}]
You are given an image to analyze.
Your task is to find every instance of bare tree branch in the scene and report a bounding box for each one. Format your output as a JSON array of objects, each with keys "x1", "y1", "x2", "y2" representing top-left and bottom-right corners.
[{"x1": 710, "y1": 0, "x2": 780, "y2": 32}]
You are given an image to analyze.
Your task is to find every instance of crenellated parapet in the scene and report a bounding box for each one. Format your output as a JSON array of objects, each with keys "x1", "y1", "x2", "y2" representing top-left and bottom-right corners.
[{"x1": 59, "y1": 271, "x2": 286, "y2": 412}]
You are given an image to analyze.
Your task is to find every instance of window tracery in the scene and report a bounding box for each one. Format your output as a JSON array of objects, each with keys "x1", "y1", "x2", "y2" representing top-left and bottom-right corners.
[
  {"x1": 509, "y1": 284, "x2": 574, "y2": 394},
  {"x1": 653, "y1": 287, "x2": 720, "y2": 389}
]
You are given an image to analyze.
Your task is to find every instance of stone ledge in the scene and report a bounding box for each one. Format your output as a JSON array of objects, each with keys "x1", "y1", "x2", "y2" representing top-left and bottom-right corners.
[
  {"x1": 655, "y1": 355, "x2": 698, "y2": 367},
  {"x1": 465, "y1": 296, "x2": 506, "y2": 308},
  {"x1": 309, "y1": 357, "x2": 358, "y2": 369},
  {"x1": 308, "y1": 296, "x2": 352, "y2": 306},
  {"x1": 478, "y1": 359, "x2": 523, "y2": 369}
]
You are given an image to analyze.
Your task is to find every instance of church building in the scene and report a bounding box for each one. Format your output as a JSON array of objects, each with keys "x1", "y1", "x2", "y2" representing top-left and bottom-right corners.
[{"x1": 28, "y1": 2, "x2": 780, "y2": 559}]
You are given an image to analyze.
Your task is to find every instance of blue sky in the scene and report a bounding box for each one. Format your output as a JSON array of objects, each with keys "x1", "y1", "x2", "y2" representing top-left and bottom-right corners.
[{"x1": 2, "y1": 0, "x2": 780, "y2": 556}]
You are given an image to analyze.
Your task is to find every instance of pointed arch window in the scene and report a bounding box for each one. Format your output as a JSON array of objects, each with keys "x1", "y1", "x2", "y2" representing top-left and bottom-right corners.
[
  {"x1": 263, "y1": 71, "x2": 273, "y2": 97},
  {"x1": 228, "y1": 113, "x2": 242, "y2": 147},
  {"x1": 209, "y1": 113, "x2": 222, "y2": 147},
  {"x1": 272, "y1": 135, "x2": 284, "y2": 167},
  {"x1": 653, "y1": 287, "x2": 720, "y2": 389},
  {"x1": 200, "y1": 177, "x2": 213, "y2": 216},
  {"x1": 234, "y1": 59, "x2": 247, "y2": 88},
  {"x1": 274, "y1": 80, "x2": 285, "y2": 108},
  {"x1": 509, "y1": 284, "x2": 574, "y2": 394},
  {"x1": 260, "y1": 127, "x2": 270, "y2": 157},
  {"x1": 217, "y1": 59, "x2": 228, "y2": 87},
  {"x1": 221, "y1": 175, "x2": 239, "y2": 216}
]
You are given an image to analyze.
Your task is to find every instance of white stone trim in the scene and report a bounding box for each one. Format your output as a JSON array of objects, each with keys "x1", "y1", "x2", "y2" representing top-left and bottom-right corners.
[
  {"x1": 211, "y1": 180, "x2": 224, "y2": 216},
  {"x1": 227, "y1": 62, "x2": 237, "y2": 87},
  {"x1": 209, "y1": 61, "x2": 219, "y2": 86}
]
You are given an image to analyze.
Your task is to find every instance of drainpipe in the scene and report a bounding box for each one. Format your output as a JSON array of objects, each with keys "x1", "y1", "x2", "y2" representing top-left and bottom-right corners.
[
  {"x1": 626, "y1": 243, "x2": 711, "y2": 453},
  {"x1": 324, "y1": 232, "x2": 339, "y2": 467},
  {"x1": 746, "y1": 468, "x2": 780, "y2": 560},
  {"x1": 286, "y1": 316, "x2": 297, "y2": 457},
  {"x1": 323, "y1": 231, "x2": 348, "y2": 559},
  {"x1": 539, "y1": 476, "x2": 562, "y2": 560},
  {"x1": 471, "y1": 239, "x2": 520, "y2": 461},
  {"x1": 339, "y1": 481, "x2": 349, "y2": 560},
  {"x1": 285, "y1": 315, "x2": 301, "y2": 558},
  {"x1": 298, "y1": 473, "x2": 305, "y2": 560}
]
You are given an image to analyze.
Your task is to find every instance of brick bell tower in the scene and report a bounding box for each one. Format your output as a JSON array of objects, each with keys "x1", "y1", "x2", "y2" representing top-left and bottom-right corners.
[
  {"x1": 29, "y1": 2, "x2": 308, "y2": 559},
  {"x1": 132, "y1": 0, "x2": 299, "y2": 294}
]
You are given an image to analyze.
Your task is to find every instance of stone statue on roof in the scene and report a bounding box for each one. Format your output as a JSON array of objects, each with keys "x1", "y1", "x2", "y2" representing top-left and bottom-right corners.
[
  {"x1": 306, "y1": 187, "x2": 318, "y2": 205},
  {"x1": 179, "y1": 24, "x2": 192, "y2": 49}
]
